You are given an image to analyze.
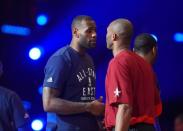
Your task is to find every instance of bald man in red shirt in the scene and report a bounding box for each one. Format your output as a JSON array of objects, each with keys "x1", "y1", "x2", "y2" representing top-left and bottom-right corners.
[{"x1": 104, "y1": 19, "x2": 161, "y2": 131}]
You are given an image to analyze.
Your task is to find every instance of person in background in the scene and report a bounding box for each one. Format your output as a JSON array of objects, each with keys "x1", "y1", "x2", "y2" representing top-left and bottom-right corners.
[
  {"x1": 0, "y1": 60, "x2": 29, "y2": 131},
  {"x1": 133, "y1": 33, "x2": 162, "y2": 131}
]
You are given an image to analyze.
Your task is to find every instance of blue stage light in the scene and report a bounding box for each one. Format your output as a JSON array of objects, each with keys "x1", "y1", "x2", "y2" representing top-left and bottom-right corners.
[
  {"x1": 22, "y1": 101, "x2": 31, "y2": 110},
  {"x1": 38, "y1": 86, "x2": 43, "y2": 95},
  {"x1": 1, "y1": 24, "x2": 30, "y2": 36},
  {"x1": 37, "y1": 15, "x2": 48, "y2": 26},
  {"x1": 29, "y1": 47, "x2": 41, "y2": 60},
  {"x1": 174, "y1": 33, "x2": 183, "y2": 42}
]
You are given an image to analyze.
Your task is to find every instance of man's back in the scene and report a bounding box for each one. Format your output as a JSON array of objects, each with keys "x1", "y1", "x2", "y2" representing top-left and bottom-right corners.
[{"x1": 0, "y1": 86, "x2": 28, "y2": 131}]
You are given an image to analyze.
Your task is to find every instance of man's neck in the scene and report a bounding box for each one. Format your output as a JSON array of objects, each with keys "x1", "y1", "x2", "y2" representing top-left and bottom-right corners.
[
  {"x1": 70, "y1": 39, "x2": 86, "y2": 55},
  {"x1": 113, "y1": 45, "x2": 129, "y2": 57},
  {"x1": 137, "y1": 53, "x2": 152, "y2": 65}
]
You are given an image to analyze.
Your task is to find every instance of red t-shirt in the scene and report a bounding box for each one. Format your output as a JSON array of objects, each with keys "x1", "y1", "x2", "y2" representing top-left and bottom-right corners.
[{"x1": 105, "y1": 50, "x2": 162, "y2": 129}]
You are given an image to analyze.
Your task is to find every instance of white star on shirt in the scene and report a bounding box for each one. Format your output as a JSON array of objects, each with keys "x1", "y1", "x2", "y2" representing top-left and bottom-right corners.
[
  {"x1": 47, "y1": 77, "x2": 53, "y2": 83},
  {"x1": 114, "y1": 87, "x2": 121, "y2": 97}
]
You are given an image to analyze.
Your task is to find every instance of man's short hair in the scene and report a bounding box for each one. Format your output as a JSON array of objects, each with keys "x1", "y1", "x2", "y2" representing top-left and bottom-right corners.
[
  {"x1": 134, "y1": 33, "x2": 157, "y2": 54},
  {"x1": 71, "y1": 15, "x2": 93, "y2": 29}
]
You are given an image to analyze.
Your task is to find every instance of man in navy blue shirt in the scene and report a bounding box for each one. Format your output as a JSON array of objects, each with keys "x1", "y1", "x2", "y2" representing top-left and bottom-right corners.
[
  {"x1": 0, "y1": 61, "x2": 29, "y2": 131},
  {"x1": 43, "y1": 15, "x2": 105, "y2": 131}
]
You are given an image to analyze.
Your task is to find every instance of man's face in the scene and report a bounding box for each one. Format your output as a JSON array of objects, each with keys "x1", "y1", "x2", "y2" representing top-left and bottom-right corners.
[
  {"x1": 78, "y1": 20, "x2": 97, "y2": 49},
  {"x1": 175, "y1": 119, "x2": 183, "y2": 131},
  {"x1": 106, "y1": 27, "x2": 113, "y2": 50}
]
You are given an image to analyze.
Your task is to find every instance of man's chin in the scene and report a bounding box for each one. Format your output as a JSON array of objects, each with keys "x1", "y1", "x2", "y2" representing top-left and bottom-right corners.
[
  {"x1": 107, "y1": 45, "x2": 112, "y2": 50},
  {"x1": 88, "y1": 42, "x2": 96, "y2": 48}
]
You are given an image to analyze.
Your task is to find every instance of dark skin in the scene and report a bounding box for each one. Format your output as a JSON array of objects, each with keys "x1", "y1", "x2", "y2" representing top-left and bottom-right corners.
[{"x1": 43, "y1": 19, "x2": 104, "y2": 116}]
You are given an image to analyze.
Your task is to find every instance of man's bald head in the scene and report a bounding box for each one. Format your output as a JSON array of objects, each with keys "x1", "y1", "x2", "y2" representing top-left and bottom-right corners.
[
  {"x1": 106, "y1": 18, "x2": 133, "y2": 49},
  {"x1": 109, "y1": 19, "x2": 133, "y2": 40}
]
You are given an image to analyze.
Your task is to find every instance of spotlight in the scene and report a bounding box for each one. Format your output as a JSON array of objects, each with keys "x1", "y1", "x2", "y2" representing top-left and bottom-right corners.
[
  {"x1": 31, "y1": 119, "x2": 44, "y2": 131},
  {"x1": 174, "y1": 33, "x2": 183, "y2": 42},
  {"x1": 1, "y1": 24, "x2": 30, "y2": 36},
  {"x1": 29, "y1": 47, "x2": 42, "y2": 60},
  {"x1": 36, "y1": 15, "x2": 48, "y2": 26}
]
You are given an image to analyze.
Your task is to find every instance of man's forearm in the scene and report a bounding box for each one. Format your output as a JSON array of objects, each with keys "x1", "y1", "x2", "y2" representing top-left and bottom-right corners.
[
  {"x1": 43, "y1": 87, "x2": 104, "y2": 115},
  {"x1": 115, "y1": 104, "x2": 132, "y2": 131},
  {"x1": 45, "y1": 98, "x2": 89, "y2": 115}
]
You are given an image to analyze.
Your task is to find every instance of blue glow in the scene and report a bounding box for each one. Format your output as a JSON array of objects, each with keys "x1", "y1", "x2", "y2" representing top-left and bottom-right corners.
[
  {"x1": 151, "y1": 34, "x2": 158, "y2": 42},
  {"x1": 47, "y1": 113, "x2": 57, "y2": 123},
  {"x1": 22, "y1": 101, "x2": 31, "y2": 110},
  {"x1": 174, "y1": 33, "x2": 183, "y2": 42},
  {"x1": 31, "y1": 119, "x2": 43, "y2": 131},
  {"x1": 29, "y1": 47, "x2": 41, "y2": 60},
  {"x1": 38, "y1": 86, "x2": 43, "y2": 95},
  {"x1": 1, "y1": 24, "x2": 30, "y2": 36},
  {"x1": 37, "y1": 15, "x2": 48, "y2": 26}
]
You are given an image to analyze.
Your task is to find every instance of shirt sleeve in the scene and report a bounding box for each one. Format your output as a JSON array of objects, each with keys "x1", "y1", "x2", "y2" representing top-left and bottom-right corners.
[
  {"x1": 10, "y1": 92, "x2": 29, "y2": 128},
  {"x1": 43, "y1": 55, "x2": 69, "y2": 92},
  {"x1": 107, "y1": 59, "x2": 133, "y2": 106}
]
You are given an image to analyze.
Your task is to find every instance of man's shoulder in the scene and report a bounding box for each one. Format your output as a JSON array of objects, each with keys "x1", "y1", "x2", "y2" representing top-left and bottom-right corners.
[
  {"x1": 47, "y1": 45, "x2": 71, "y2": 64},
  {"x1": 52, "y1": 45, "x2": 70, "y2": 57},
  {"x1": 0, "y1": 86, "x2": 15, "y2": 96},
  {"x1": 116, "y1": 50, "x2": 144, "y2": 64},
  {"x1": 0, "y1": 86, "x2": 18, "y2": 103}
]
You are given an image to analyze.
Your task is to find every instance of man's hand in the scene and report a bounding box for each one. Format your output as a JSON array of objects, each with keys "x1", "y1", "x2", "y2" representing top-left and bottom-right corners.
[{"x1": 86, "y1": 96, "x2": 105, "y2": 116}]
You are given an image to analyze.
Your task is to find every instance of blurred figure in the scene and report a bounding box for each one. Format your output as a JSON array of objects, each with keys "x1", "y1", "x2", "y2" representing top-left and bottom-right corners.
[
  {"x1": 0, "y1": 61, "x2": 29, "y2": 131},
  {"x1": 133, "y1": 33, "x2": 157, "y2": 65},
  {"x1": 175, "y1": 113, "x2": 183, "y2": 131},
  {"x1": 133, "y1": 33, "x2": 162, "y2": 131}
]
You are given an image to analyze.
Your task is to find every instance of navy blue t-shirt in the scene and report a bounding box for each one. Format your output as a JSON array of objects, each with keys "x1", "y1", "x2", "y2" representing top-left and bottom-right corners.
[
  {"x1": 43, "y1": 45, "x2": 99, "y2": 131},
  {"x1": 0, "y1": 86, "x2": 28, "y2": 131}
]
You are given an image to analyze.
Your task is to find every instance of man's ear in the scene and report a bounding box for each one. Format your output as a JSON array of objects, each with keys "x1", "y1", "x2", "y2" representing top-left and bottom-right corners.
[
  {"x1": 112, "y1": 33, "x2": 118, "y2": 41},
  {"x1": 152, "y1": 46, "x2": 157, "y2": 55},
  {"x1": 73, "y1": 27, "x2": 79, "y2": 38}
]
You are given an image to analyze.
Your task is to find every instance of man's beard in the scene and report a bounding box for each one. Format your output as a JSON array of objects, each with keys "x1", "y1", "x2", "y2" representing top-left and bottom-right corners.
[{"x1": 79, "y1": 35, "x2": 96, "y2": 49}]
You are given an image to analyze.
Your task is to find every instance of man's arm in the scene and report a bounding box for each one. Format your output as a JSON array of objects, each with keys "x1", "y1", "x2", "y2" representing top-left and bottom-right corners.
[
  {"x1": 43, "y1": 87, "x2": 104, "y2": 116},
  {"x1": 115, "y1": 104, "x2": 132, "y2": 131},
  {"x1": 10, "y1": 92, "x2": 29, "y2": 130}
]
